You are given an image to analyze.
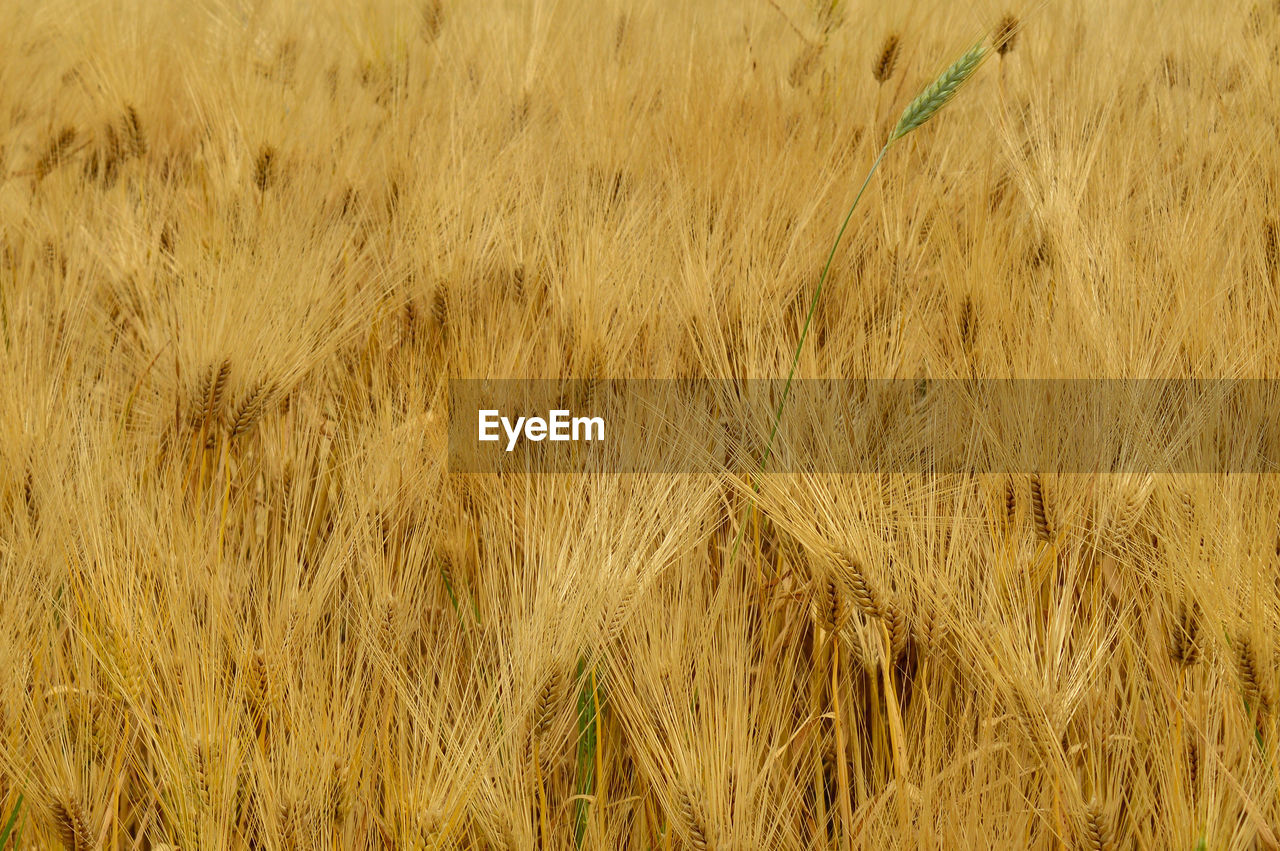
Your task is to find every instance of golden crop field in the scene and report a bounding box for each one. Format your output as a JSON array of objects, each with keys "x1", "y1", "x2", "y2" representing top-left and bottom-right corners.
[{"x1": 2, "y1": 0, "x2": 1279, "y2": 847}]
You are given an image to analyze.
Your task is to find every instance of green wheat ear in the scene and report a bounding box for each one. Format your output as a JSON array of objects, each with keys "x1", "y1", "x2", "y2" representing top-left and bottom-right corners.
[{"x1": 891, "y1": 41, "x2": 987, "y2": 142}]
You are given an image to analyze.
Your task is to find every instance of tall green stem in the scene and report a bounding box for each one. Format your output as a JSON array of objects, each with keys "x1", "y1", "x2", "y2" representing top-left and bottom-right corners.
[
  {"x1": 723, "y1": 38, "x2": 988, "y2": 569},
  {"x1": 727, "y1": 142, "x2": 891, "y2": 566}
]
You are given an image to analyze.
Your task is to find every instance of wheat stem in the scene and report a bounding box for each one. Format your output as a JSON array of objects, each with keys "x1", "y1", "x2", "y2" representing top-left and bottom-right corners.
[
  {"x1": 727, "y1": 142, "x2": 888, "y2": 567},
  {"x1": 535, "y1": 735, "x2": 550, "y2": 847},
  {"x1": 729, "y1": 40, "x2": 987, "y2": 569},
  {"x1": 831, "y1": 638, "x2": 854, "y2": 850},
  {"x1": 879, "y1": 620, "x2": 910, "y2": 835}
]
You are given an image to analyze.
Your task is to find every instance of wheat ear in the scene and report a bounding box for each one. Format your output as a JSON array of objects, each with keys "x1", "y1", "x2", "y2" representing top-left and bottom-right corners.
[
  {"x1": 872, "y1": 34, "x2": 901, "y2": 83},
  {"x1": 891, "y1": 42, "x2": 986, "y2": 141},
  {"x1": 994, "y1": 14, "x2": 1020, "y2": 56}
]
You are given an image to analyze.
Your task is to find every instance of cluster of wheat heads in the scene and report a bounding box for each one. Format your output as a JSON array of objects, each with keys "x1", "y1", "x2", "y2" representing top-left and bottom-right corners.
[{"x1": 2, "y1": 0, "x2": 1280, "y2": 847}]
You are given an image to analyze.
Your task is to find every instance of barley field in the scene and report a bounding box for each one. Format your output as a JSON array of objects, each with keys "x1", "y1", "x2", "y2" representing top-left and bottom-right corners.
[{"x1": 1, "y1": 0, "x2": 1279, "y2": 847}]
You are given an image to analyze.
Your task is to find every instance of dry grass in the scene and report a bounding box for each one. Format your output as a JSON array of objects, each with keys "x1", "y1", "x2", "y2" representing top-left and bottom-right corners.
[{"x1": 1, "y1": 0, "x2": 1280, "y2": 847}]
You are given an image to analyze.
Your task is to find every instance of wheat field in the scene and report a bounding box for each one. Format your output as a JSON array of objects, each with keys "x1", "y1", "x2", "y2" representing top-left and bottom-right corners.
[{"x1": 1, "y1": 0, "x2": 1279, "y2": 847}]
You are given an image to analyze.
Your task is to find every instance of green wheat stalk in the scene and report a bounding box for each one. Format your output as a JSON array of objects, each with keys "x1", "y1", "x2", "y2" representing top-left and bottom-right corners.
[
  {"x1": 0, "y1": 794, "x2": 22, "y2": 849},
  {"x1": 729, "y1": 39, "x2": 988, "y2": 564},
  {"x1": 573, "y1": 660, "x2": 600, "y2": 848}
]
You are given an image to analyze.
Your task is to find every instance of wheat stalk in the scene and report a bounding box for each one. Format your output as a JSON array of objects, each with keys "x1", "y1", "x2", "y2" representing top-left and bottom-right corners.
[
  {"x1": 203, "y1": 359, "x2": 232, "y2": 428},
  {"x1": 1236, "y1": 634, "x2": 1274, "y2": 716},
  {"x1": 228, "y1": 380, "x2": 273, "y2": 439},
  {"x1": 51, "y1": 794, "x2": 92, "y2": 851},
  {"x1": 789, "y1": 41, "x2": 826, "y2": 88},
  {"x1": 994, "y1": 14, "x2": 1020, "y2": 56},
  {"x1": 832, "y1": 549, "x2": 887, "y2": 620},
  {"x1": 1082, "y1": 799, "x2": 1114, "y2": 851},
  {"x1": 1169, "y1": 600, "x2": 1202, "y2": 668},
  {"x1": 873, "y1": 33, "x2": 901, "y2": 83},
  {"x1": 730, "y1": 36, "x2": 990, "y2": 572},
  {"x1": 1030, "y1": 474, "x2": 1053, "y2": 542},
  {"x1": 34, "y1": 126, "x2": 77, "y2": 180},
  {"x1": 676, "y1": 785, "x2": 712, "y2": 851},
  {"x1": 255, "y1": 144, "x2": 276, "y2": 191},
  {"x1": 123, "y1": 105, "x2": 147, "y2": 157}
]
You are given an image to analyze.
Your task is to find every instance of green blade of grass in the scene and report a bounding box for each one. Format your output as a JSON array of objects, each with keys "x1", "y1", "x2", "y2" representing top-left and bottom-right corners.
[
  {"x1": 0, "y1": 794, "x2": 23, "y2": 849},
  {"x1": 573, "y1": 659, "x2": 600, "y2": 849}
]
